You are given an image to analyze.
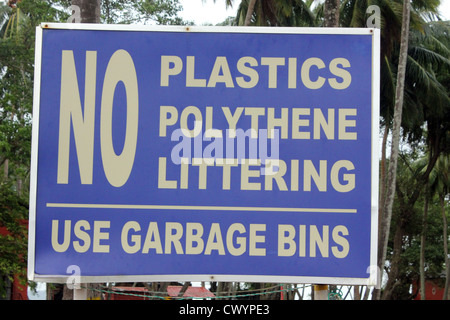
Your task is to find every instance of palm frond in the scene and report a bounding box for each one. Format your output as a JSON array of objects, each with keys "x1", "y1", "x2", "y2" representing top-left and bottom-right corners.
[
  {"x1": 406, "y1": 55, "x2": 448, "y2": 103},
  {"x1": 409, "y1": 46, "x2": 450, "y2": 71}
]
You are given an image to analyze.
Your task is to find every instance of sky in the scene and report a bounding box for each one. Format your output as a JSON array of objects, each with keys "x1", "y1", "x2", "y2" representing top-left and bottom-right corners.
[
  {"x1": 439, "y1": 1, "x2": 450, "y2": 20},
  {"x1": 179, "y1": 0, "x2": 450, "y2": 25},
  {"x1": 178, "y1": 0, "x2": 238, "y2": 25}
]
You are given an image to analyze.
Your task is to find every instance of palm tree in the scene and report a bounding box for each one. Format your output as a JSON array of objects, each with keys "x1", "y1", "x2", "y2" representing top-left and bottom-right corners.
[
  {"x1": 430, "y1": 155, "x2": 449, "y2": 301},
  {"x1": 233, "y1": 0, "x2": 316, "y2": 26},
  {"x1": 375, "y1": 0, "x2": 411, "y2": 300},
  {"x1": 432, "y1": 155, "x2": 450, "y2": 299},
  {"x1": 324, "y1": 0, "x2": 339, "y2": 26},
  {"x1": 337, "y1": 0, "x2": 446, "y2": 299},
  {"x1": 381, "y1": 14, "x2": 450, "y2": 300},
  {"x1": 273, "y1": 0, "x2": 317, "y2": 26},
  {"x1": 428, "y1": 154, "x2": 450, "y2": 300},
  {"x1": 244, "y1": 0, "x2": 257, "y2": 25},
  {"x1": 235, "y1": 0, "x2": 277, "y2": 26},
  {"x1": 414, "y1": 154, "x2": 440, "y2": 300},
  {"x1": 385, "y1": 29, "x2": 448, "y2": 300},
  {"x1": 412, "y1": 152, "x2": 450, "y2": 299},
  {"x1": 406, "y1": 21, "x2": 449, "y2": 300}
]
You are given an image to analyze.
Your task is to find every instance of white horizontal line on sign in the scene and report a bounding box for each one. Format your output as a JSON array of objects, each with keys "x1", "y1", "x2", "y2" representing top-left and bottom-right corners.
[{"x1": 46, "y1": 203, "x2": 357, "y2": 213}]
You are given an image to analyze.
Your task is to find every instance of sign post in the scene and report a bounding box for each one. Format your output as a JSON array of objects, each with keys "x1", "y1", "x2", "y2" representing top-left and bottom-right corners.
[{"x1": 28, "y1": 24, "x2": 380, "y2": 288}]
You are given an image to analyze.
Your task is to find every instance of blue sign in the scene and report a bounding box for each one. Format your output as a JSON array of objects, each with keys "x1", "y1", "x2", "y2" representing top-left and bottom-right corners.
[{"x1": 29, "y1": 24, "x2": 379, "y2": 285}]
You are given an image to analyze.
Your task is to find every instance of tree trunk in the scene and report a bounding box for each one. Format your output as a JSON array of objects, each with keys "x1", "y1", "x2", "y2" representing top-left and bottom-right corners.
[
  {"x1": 323, "y1": 0, "x2": 339, "y2": 27},
  {"x1": 71, "y1": 0, "x2": 101, "y2": 23},
  {"x1": 375, "y1": 0, "x2": 410, "y2": 300},
  {"x1": 61, "y1": 0, "x2": 102, "y2": 301},
  {"x1": 420, "y1": 188, "x2": 429, "y2": 300},
  {"x1": 231, "y1": 282, "x2": 238, "y2": 300},
  {"x1": 379, "y1": 123, "x2": 389, "y2": 221},
  {"x1": 244, "y1": 0, "x2": 257, "y2": 26},
  {"x1": 441, "y1": 193, "x2": 449, "y2": 300},
  {"x1": 216, "y1": 282, "x2": 223, "y2": 299},
  {"x1": 381, "y1": 217, "x2": 404, "y2": 299},
  {"x1": 177, "y1": 281, "x2": 191, "y2": 299},
  {"x1": 354, "y1": 285, "x2": 361, "y2": 300},
  {"x1": 62, "y1": 284, "x2": 73, "y2": 300}
]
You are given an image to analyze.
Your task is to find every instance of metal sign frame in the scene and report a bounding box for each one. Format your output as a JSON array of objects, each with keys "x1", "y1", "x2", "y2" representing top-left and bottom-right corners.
[{"x1": 28, "y1": 23, "x2": 380, "y2": 286}]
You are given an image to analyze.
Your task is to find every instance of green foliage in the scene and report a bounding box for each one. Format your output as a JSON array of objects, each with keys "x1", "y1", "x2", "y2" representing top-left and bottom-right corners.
[
  {"x1": 0, "y1": 0, "x2": 70, "y2": 297},
  {"x1": 0, "y1": 179, "x2": 28, "y2": 298},
  {"x1": 235, "y1": 0, "x2": 317, "y2": 26},
  {"x1": 97, "y1": 0, "x2": 185, "y2": 24},
  {"x1": 402, "y1": 21, "x2": 450, "y2": 145},
  {"x1": 384, "y1": 149, "x2": 450, "y2": 299}
]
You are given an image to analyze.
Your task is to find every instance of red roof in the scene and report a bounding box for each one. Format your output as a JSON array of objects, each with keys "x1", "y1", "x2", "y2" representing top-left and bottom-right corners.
[
  {"x1": 109, "y1": 286, "x2": 151, "y2": 300},
  {"x1": 112, "y1": 286, "x2": 149, "y2": 293},
  {"x1": 167, "y1": 286, "x2": 215, "y2": 298},
  {"x1": 110, "y1": 285, "x2": 215, "y2": 299}
]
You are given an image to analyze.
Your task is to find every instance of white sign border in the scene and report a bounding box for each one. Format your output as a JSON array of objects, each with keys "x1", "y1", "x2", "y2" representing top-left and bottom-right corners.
[{"x1": 28, "y1": 23, "x2": 380, "y2": 287}]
